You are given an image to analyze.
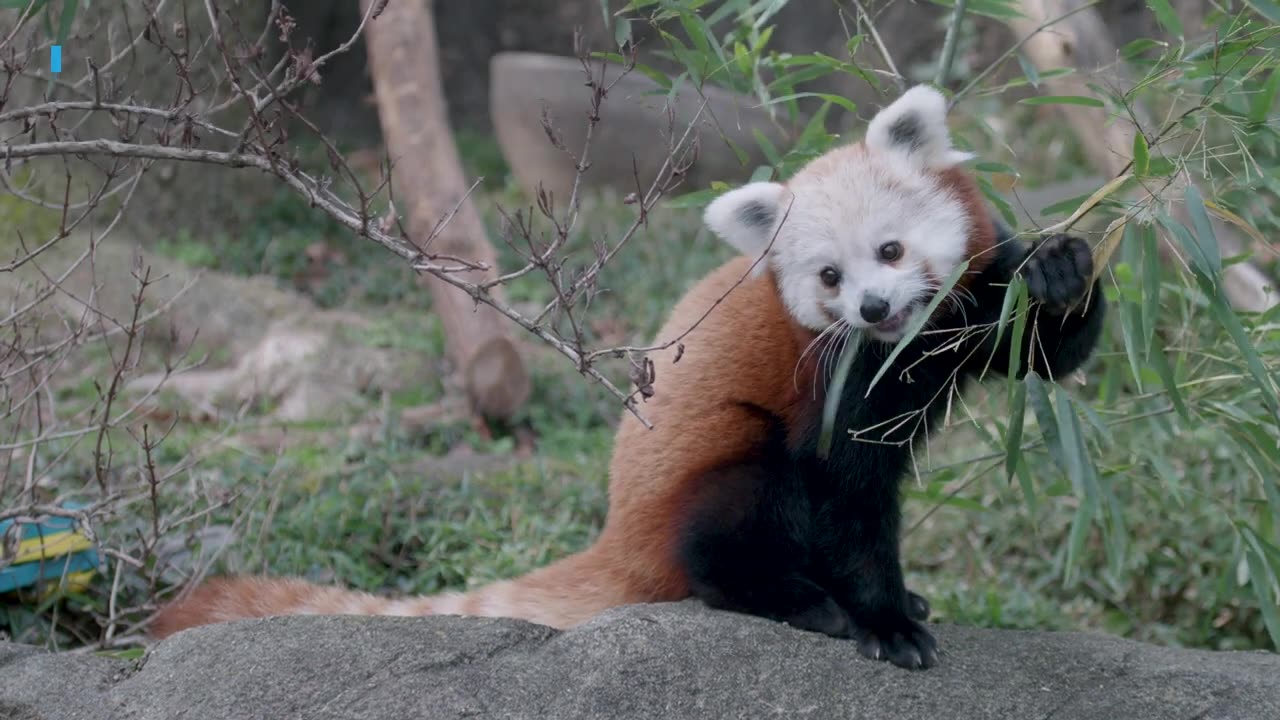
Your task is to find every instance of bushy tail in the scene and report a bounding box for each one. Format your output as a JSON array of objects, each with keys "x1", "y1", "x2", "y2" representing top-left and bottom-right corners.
[{"x1": 150, "y1": 546, "x2": 642, "y2": 639}]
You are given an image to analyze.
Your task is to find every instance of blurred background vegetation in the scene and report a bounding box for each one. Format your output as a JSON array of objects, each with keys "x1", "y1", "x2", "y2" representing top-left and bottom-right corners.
[{"x1": 2, "y1": 0, "x2": 1278, "y2": 656}]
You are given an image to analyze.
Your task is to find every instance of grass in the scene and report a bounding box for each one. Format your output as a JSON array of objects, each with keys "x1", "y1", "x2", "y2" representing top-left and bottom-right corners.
[{"x1": 3, "y1": 112, "x2": 1277, "y2": 657}]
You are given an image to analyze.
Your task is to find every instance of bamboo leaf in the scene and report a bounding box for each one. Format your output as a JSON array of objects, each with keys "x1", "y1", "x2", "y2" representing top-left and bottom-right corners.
[
  {"x1": 1149, "y1": 345, "x2": 1189, "y2": 421},
  {"x1": 1121, "y1": 38, "x2": 1165, "y2": 60},
  {"x1": 1204, "y1": 200, "x2": 1268, "y2": 248},
  {"x1": 1147, "y1": 0, "x2": 1184, "y2": 37},
  {"x1": 1242, "y1": 0, "x2": 1280, "y2": 23},
  {"x1": 1024, "y1": 372, "x2": 1061, "y2": 466},
  {"x1": 1132, "y1": 132, "x2": 1150, "y2": 176},
  {"x1": 1041, "y1": 192, "x2": 1092, "y2": 218},
  {"x1": 666, "y1": 187, "x2": 721, "y2": 210},
  {"x1": 994, "y1": 275, "x2": 1024, "y2": 354},
  {"x1": 1064, "y1": 491, "x2": 1095, "y2": 587},
  {"x1": 1005, "y1": 378, "x2": 1026, "y2": 483},
  {"x1": 614, "y1": 16, "x2": 632, "y2": 47},
  {"x1": 1158, "y1": 213, "x2": 1217, "y2": 279},
  {"x1": 753, "y1": 129, "x2": 781, "y2": 168},
  {"x1": 1019, "y1": 95, "x2": 1105, "y2": 108},
  {"x1": 1056, "y1": 386, "x2": 1100, "y2": 586},
  {"x1": 1054, "y1": 385, "x2": 1084, "y2": 494},
  {"x1": 1005, "y1": 277, "x2": 1030, "y2": 393},
  {"x1": 1014, "y1": 457, "x2": 1037, "y2": 514},
  {"x1": 1099, "y1": 466, "x2": 1128, "y2": 580},
  {"x1": 1091, "y1": 216, "x2": 1127, "y2": 283},
  {"x1": 978, "y1": 176, "x2": 1018, "y2": 228},
  {"x1": 1251, "y1": 69, "x2": 1280, "y2": 125},
  {"x1": 765, "y1": 92, "x2": 858, "y2": 115},
  {"x1": 1118, "y1": 278, "x2": 1146, "y2": 392},
  {"x1": 816, "y1": 331, "x2": 864, "y2": 459},
  {"x1": 676, "y1": 12, "x2": 720, "y2": 62},
  {"x1": 593, "y1": 56, "x2": 673, "y2": 89},
  {"x1": 928, "y1": 0, "x2": 1022, "y2": 21},
  {"x1": 975, "y1": 161, "x2": 1018, "y2": 175},
  {"x1": 1183, "y1": 185, "x2": 1222, "y2": 276},
  {"x1": 1048, "y1": 174, "x2": 1133, "y2": 235},
  {"x1": 1237, "y1": 526, "x2": 1280, "y2": 648},
  {"x1": 1207, "y1": 290, "x2": 1280, "y2": 424},
  {"x1": 1139, "y1": 224, "x2": 1161, "y2": 350}
]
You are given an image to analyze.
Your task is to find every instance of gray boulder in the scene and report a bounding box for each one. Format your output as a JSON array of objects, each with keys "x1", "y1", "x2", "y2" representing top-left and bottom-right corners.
[
  {"x1": 490, "y1": 52, "x2": 803, "y2": 201},
  {"x1": 3, "y1": 602, "x2": 1277, "y2": 720}
]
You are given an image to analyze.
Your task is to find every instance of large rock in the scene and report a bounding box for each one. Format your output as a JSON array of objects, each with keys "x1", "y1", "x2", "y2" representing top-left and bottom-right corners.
[
  {"x1": 491, "y1": 52, "x2": 804, "y2": 200},
  {"x1": 3, "y1": 603, "x2": 1277, "y2": 719}
]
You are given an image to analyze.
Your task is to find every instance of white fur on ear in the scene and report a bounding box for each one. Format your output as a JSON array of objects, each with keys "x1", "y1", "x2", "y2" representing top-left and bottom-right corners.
[
  {"x1": 865, "y1": 85, "x2": 973, "y2": 169},
  {"x1": 703, "y1": 182, "x2": 787, "y2": 261}
]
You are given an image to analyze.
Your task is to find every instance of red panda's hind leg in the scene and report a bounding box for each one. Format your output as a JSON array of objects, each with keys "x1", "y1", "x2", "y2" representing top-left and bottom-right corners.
[{"x1": 676, "y1": 459, "x2": 852, "y2": 638}]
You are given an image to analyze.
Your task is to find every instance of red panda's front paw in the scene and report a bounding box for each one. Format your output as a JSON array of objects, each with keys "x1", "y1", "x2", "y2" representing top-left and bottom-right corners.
[
  {"x1": 852, "y1": 615, "x2": 938, "y2": 670},
  {"x1": 1022, "y1": 234, "x2": 1095, "y2": 313}
]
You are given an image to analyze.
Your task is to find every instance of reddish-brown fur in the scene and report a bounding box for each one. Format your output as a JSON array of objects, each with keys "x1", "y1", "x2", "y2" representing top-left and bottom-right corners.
[
  {"x1": 150, "y1": 160, "x2": 992, "y2": 641},
  {"x1": 936, "y1": 166, "x2": 998, "y2": 283}
]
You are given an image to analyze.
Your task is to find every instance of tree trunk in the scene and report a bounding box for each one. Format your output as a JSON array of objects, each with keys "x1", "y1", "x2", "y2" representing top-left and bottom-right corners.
[
  {"x1": 359, "y1": 0, "x2": 530, "y2": 419},
  {"x1": 1009, "y1": 0, "x2": 1277, "y2": 313}
]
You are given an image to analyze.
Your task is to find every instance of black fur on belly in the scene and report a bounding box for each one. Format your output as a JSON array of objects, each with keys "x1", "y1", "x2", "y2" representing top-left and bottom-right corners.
[{"x1": 677, "y1": 223, "x2": 1106, "y2": 670}]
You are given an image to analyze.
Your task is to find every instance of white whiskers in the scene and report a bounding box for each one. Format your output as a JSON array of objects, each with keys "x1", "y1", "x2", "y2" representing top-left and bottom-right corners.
[
  {"x1": 794, "y1": 317, "x2": 854, "y2": 398},
  {"x1": 817, "y1": 320, "x2": 854, "y2": 399}
]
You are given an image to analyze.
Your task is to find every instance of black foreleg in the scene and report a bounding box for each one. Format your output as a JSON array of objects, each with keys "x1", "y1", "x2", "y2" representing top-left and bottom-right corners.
[{"x1": 812, "y1": 476, "x2": 939, "y2": 670}]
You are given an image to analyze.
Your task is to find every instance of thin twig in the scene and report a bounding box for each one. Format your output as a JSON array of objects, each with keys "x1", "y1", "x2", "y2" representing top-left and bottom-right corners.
[
  {"x1": 934, "y1": 0, "x2": 969, "y2": 87},
  {"x1": 847, "y1": 0, "x2": 904, "y2": 93}
]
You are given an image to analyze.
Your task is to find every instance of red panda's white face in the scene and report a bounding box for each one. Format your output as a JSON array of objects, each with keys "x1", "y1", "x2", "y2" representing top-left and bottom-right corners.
[{"x1": 704, "y1": 85, "x2": 978, "y2": 343}]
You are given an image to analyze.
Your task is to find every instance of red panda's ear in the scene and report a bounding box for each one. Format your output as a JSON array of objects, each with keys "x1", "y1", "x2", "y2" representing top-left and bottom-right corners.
[
  {"x1": 865, "y1": 85, "x2": 973, "y2": 170},
  {"x1": 703, "y1": 182, "x2": 787, "y2": 262}
]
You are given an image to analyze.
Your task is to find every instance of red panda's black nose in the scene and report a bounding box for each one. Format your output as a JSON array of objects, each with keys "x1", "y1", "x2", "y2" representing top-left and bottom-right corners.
[{"x1": 860, "y1": 296, "x2": 890, "y2": 324}]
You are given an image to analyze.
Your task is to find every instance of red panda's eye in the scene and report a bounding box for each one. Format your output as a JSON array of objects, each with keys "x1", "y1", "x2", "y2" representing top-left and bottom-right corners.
[
  {"x1": 819, "y1": 267, "x2": 842, "y2": 288},
  {"x1": 878, "y1": 241, "x2": 903, "y2": 262}
]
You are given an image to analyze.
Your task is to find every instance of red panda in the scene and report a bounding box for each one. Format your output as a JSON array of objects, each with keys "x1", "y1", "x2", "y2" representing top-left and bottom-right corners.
[{"x1": 149, "y1": 86, "x2": 1105, "y2": 670}]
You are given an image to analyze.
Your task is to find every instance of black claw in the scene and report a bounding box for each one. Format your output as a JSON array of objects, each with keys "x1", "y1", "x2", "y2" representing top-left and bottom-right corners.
[
  {"x1": 857, "y1": 632, "x2": 883, "y2": 662},
  {"x1": 852, "y1": 616, "x2": 938, "y2": 670},
  {"x1": 885, "y1": 633, "x2": 923, "y2": 669}
]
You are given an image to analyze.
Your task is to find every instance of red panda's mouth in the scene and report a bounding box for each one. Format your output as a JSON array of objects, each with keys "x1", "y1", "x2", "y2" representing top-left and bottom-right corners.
[{"x1": 875, "y1": 306, "x2": 912, "y2": 334}]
